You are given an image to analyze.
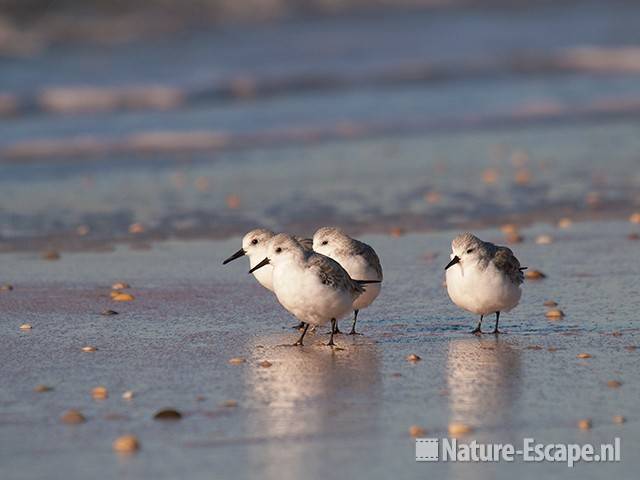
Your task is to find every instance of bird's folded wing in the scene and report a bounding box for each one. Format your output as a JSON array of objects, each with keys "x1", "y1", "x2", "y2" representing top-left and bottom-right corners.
[
  {"x1": 307, "y1": 253, "x2": 364, "y2": 296},
  {"x1": 493, "y1": 246, "x2": 524, "y2": 285}
]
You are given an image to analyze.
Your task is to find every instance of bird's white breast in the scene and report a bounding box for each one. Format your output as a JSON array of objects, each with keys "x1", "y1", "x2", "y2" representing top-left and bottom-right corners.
[
  {"x1": 446, "y1": 261, "x2": 521, "y2": 316},
  {"x1": 272, "y1": 260, "x2": 354, "y2": 327}
]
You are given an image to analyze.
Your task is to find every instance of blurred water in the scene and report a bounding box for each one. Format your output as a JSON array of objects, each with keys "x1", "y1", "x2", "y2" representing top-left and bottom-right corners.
[{"x1": 1, "y1": 2, "x2": 640, "y2": 249}]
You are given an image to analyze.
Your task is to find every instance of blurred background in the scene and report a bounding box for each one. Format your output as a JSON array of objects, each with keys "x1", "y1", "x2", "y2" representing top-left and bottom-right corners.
[{"x1": 1, "y1": 0, "x2": 640, "y2": 251}]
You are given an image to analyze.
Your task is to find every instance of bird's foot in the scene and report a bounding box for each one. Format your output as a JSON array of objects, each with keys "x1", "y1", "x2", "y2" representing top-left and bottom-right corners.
[
  {"x1": 471, "y1": 327, "x2": 482, "y2": 335},
  {"x1": 348, "y1": 329, "x2": 363, "y2": 336},
  {"x1": 291, "y1": 322, "x2": 305, "y2": 330},
  {"x1": 492, "y1": 329, "x2": 504, "y2": 335},
  {"x1": 292, "y1": 340, "x2": 304, "y2": 347}
]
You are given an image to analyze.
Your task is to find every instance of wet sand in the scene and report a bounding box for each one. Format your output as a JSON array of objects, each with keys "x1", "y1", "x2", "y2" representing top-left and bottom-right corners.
[{"x1": 1, "y1": 219, "x2": 638, "y2": 479}]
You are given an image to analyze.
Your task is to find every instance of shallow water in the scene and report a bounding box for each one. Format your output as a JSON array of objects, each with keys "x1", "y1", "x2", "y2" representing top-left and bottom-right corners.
[
  {"x1": 1, "y1": 2, "x2": 640, "y2": 248},
  {"x1": 0, "y1": 220, "x2": 638, "y2": 479}
]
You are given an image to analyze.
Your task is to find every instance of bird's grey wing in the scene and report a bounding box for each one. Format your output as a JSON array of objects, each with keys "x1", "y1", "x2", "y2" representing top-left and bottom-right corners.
[
  {"x1": 351, "y1": 240, "x2": 383, "y2": 280},
  {"x1": 294, "y1": 236, "x2": 314, "y2": 251},
  {"x1": 492, "y1": 246, "x2": 524, "y2": 285},
  {"x1": 307, "y1": 253, "x2": 364, "y2": 297}
]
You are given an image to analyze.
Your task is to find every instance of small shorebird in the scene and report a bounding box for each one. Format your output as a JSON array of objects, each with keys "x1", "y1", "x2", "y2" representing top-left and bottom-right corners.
[
  {"x1": 445, "y1": 233, "x2": 525, "y2": 334},
  {"x1": 312, "y1": 227, "x2": 382, "y2": 335},
  {"x1": 249, "y1": 233, "x2": 376, "y2": 346}
]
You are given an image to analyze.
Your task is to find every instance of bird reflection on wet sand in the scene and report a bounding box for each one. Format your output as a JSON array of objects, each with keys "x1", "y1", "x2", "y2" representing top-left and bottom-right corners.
[
  {"x1": 446, "y1": 337, "x2": 522, "y2": 428},
  {"x1": 243, "y1": 337, "x2": 382, "y2": 480}
]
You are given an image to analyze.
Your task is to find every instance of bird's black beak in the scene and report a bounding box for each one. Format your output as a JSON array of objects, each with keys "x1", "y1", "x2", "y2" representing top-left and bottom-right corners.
[
  {"x1": 249, "y1": 257, "x2": 270, "y2": 274},
  {"x1": 223, "y1": 248, "x2": 246, "y2": 265},
  {"x1": 445, "y1": 256, "x2": 460, "y2": 270}
]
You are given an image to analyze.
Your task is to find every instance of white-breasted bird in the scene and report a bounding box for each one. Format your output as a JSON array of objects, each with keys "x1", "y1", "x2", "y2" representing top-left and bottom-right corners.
[
  {"x1": 249, "y1": 233, "x2": 378, "y2": 346},
  {"x1": 445, "y1": 233, "x2": 525, "y2": 334},
  {"x1": 312, "y1": 227, "x2": 382, "y2": 335}
]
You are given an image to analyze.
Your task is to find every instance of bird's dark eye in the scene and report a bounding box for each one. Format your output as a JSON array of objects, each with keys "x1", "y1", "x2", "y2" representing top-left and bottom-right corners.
[
  {"x1": 466, "y1": 248, "x2": 475, "y2": 254},
  {"x1": 275, "y1": 247, "x2": 282, "y2": 253},
  {"x1": 321, "y1": 240, "x2": 328, "y2": 245},
  {"x1": 251, "y1": 239, "x2": 258, "y2": 245}
]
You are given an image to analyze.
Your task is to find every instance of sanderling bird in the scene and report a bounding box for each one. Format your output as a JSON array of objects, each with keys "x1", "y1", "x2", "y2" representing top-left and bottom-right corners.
[
  {"x1": 249, "y1": 233, "x2": 378, "y2": 346},
  {"x1": 445, "y1": 233, "x2": 525, "y2": 334},
  {"x1": 312, "y1": 227, "x2": 383, "y2": 335}
]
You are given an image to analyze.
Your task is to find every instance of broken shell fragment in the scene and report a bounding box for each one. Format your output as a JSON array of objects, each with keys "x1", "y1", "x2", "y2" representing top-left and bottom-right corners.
[
  {"x1": 258, "y1": 360, "x2": 273, "y2": 368},
  {"x1": 113, "y1": 435, "x2": 140, "y2": 453},
  {"x1": 406, "y1": 354, "x2": 422, "y2": 362},
  {"x1": 61, "y1": 409, "x2": 86, "y2": 424},
  {"x1": 111, "y1": 282, "x2": 130, "y2": 290},
  {"x1": 612, "y1": 415, "x2": 626, "y2": 424},
  {"x1": 228, "y1": 357, "x2": 246, "y2": 365},
  {"x1": 577, "y1": 419, "x2": 592, "y2": 430},
  {"x1": 34, "y1": 384, "x2": 53, "y2": 392},
  {"x1": 525, "y1": 270, "x2": 546, "y2": 280},
  {"x1": 545, "y1": 309, "x2": 565, "y2": 320},
  {"x1": 153, "y1": 409, "x2": 182, "y2": 420},
  {"x1": 20, "y1": 323, "x2": 32, "y2": 330},
  {"x1": 82, "y1": 346, "x2": 97, "y2": 352},
  {"x1": 91, "y1": 386, "x2": 108, "y2": 400},
  {"x1": 112, "y1": 293, "x2": 134, "y2": 302},
  {"x1": 409, "y1": 425, "x2": 426, "y2": 437},
  {"x1": 448, "y1": 422, "x2": 474, "y2": 436},
  {"x1": 607, "y1": 380, "x2": 623, "y2": 389},
  {"x1": 576, "y1": 353, "x2": 592, "y2": 359}
]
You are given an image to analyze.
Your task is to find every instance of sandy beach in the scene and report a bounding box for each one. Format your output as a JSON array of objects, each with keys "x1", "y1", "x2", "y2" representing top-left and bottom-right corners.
[{"x1": 1, "y1": 220, "x2": 638, "y2": 479}]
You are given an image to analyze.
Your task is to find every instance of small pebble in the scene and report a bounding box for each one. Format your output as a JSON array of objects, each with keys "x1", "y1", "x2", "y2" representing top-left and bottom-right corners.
[
  {"x1": 226, "y1": 194, "x2": 241, "y2": 209},
  {"x1": 19, "y1": 323, "x2": 32, "y2": 330},
  {"x1": 576, "y1": 353, "x2": 592, "y2": 359},
  {"x1": 543, "y1": 300, "x2": 558, "y2": 307},
  {"x1": 409, "y1": 425, "x2": 426, "y2": 437},
  {"x1": 222, "y1": 400, "x2": 238, "y2": 408},
  {"x1": 259, "y1": 360, "x2": 273, "y2": 368},
  {"x1": 535, "y1": 234, "x2": 553, "y2": 245},
  {"x1": 577, "y1": 419, "x2": 592, "y2": 430},
  {"x1": 448, "y1": 422, "x2": 474, "y2": 436},
  {"x1": 558, "y1": 218, "x2": 573, "y2": 229},
  {"x1": 122, "y1": 390, "x2": 134, "y2": 400},
  {"x1": 111, "y1": 282, "x2": 130, "y2": 290},
  {"x1": 61, "y1": 409, "x2": 86, "y2": 424},
  {"x1": 629, "y1": 212, "x2": 640, "y2": 224},
  {"x1": 505, "y1": 232, "x2": 524, "y2": 244},
  {"x1": 389, "y1": 227, "x2": 405, "y2": 238},
  {"x1": 547, "y1": 347, "x2": 558, "y2": 352},
  {"x1": 91, "y1": 386, "x2": 108, "y2": 400},
  {"x1": 113, "y1": 434, "x2": 140, "y2": 453},
  {"x1": 607, "y1": 380, "x2": 623, "y2": 389},
  {"x1": 0, "y1": 283, "x2": 13, "y2": 291},
  {"x1": 545, "y1": 309, "x2": 565, "y2": 320},
  {"x1": 500, "y1": 224, "x2": 519, "y2": 235},
  {"x1": 612, "y1": 415, "x2": 626, "y2": 424},
  {"x1": 76, "y1": 225, "x2": 90, "y2": 236},
  {"x1": 128, "y1": 223, "x2": 145, "y2": 234},
  {"x1": 42, "y1": 250, "x2": 60, "y2": 260},
  {"x1": 101, "y1": 310, "x2": 119, "y2": 316},
  {"x1": 406, "y1": 354, "x2": 421, "y2": 362},
  {"x1": 525, "y1": 270, "x2": 546, "y2": 280},
  {"x1": 112, "y1": 293, "x2": 135, "y2": 302},
  {"x1": 153, "y1": 409, "x2": 182, "y2": 420},
  {"x1": 228, "y1": 357, "x2": 246, "y2": 365},
  {"x1": 82, "y1": 346, "x2": 97, "y2": 352},
  {"x1": 34, "y1": 384, "x2": 53, "y2": 392}
]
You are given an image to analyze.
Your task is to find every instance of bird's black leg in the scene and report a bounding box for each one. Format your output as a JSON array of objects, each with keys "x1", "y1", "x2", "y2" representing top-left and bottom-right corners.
[
  {"x1": 348, "y1": 310, "x2": 362, "y2": 335},
  {"x1": 471, "y1": 315, "x2": 483, "y2": 334},
  {"x1": 492, "y1": 311, "x2": 502, "y2": 334},
  {"x1": 327, "y1": 319, "x2": 337, "y2": 346},
  {"x1": 291, "y1": 321, "x2": 306, "y2": 330},
  {"x1": 332, "y1": 320, "x2": 342, "y2": 335},
  {"x1": 293, "y1": 323, "x2": 310, "y2": 346}
]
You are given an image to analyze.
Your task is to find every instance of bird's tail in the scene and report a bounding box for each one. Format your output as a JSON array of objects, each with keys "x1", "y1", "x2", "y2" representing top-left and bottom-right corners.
[{"x1": 355, "y1": 279, "x2": 382, "y2": 285}]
